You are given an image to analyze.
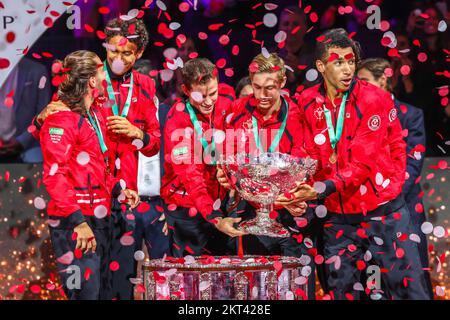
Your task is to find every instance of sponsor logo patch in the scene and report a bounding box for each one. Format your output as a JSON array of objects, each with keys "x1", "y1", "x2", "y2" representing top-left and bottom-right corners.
[{"x1": 368, "y1": 115, "x2": 381, "y2": 131}]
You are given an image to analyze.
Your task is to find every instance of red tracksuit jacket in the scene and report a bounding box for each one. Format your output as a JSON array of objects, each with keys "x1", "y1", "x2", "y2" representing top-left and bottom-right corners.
[
  {"x1": 298, "y1": 79, "x2": 406, "y2": 215},
  {"x1": 225, "y1": 94, "x2": 307, "y2": 157},
  {"x1": 102, "y1": 66, "x2": 160, "y2": 192},
  {"x1": 161, "y1": 95, "x2": 233, "y2": 221},
  {"x1": 40, "y1": 105, "x2": 119, "y2": 228}
]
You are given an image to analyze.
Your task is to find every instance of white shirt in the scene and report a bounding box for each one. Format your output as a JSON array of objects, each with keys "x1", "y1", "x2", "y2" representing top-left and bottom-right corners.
[{"x1": 137, "y1": 98, "x2": 161, "y2": 196}]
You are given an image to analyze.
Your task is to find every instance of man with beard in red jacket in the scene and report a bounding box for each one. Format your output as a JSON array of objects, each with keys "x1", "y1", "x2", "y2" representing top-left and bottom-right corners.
[
  {"x1": 278, "y1": 29, "x2": 430, "y2": 300},
  {"x1": 39, "y1": 50, "x2": 139, "y2": 300},
  {"x1": 35, "y1": 18, "x2": 165, "y2": 300},
  {"x1": 161, "y1": 57, "x2": 235, "y2": 257}
]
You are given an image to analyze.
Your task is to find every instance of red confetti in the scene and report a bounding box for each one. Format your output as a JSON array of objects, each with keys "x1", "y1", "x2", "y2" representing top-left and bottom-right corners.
[
  {"x1": 5, "y1": 31, "x2": 15, "y2": 43},
  {"x1": 179, "y1": 2, "x2": 190, "y2": 13},
  {"x1": 356, "y1": 260, "x2": 366, "y2": 270},
  {"x1": 98, "y1": 6, "x2": 110, "y2": 14},
  {"x1": 30, "y1": 285, "x2": 41, "y2": 294},
  {"x1": 74, "y1": 248, "x2": 83, "y2": 259},
  {"x1": 216, "y1": 58, "x2": 226, "y2": 69},
  {"x1": 208, "y1": 23, "x2": 224, "y2": 31},
  {"x1": 0, "y1": 58, "x2": 10, "y2": 69},
  {"x1": 109, "y1": 261, "x2": 120, "y2": 272},
  {"x1": 269, "y1": 211, "x2": 278, "y2": 220},
  {"x1": 43, "y1": 17, "x2": 53, "y2": 28}
]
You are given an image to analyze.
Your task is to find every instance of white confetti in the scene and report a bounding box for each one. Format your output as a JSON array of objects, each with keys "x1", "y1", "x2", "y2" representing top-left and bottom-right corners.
[
  {"x1": 409, "y1": 233, "x2": 421, "y2": 243},
  {"x1": 375, "y1": 172, "x2": 383, "y2": 185},
  {"x1": 49, "y1": 163, "x2": 58, "y2": 176},
  {"x1": 421, "y1": 222, "x2": 433, "y2": 235},
  {"x1": 38, "y1": 76, "x2": 47, "y2": 89},
  {"x1": 94, "y1": 205, "x2": 108, "y2": 219},
  {"x1": 315, "y1": 205, "x2": 327, "y2": 218},
  {"x1": 305, "y1": 69, "x2": 318, "y2": 82},
  {"x1": 374, "y1": 236, "x2": 384, "y2": 245},
  {"x1": 263, "y1": 13, "x2": 277, "y2": 28},
  {"x1": 360, "y1": 185, "x2": 367, "y2": 196},
  {"x1": 120, "y1": 235, "x2": 134, "y2": 246},
  {"x1": 261, "y1": 47, "x2": 270, "y2": 58},
  {"x1": 163, "y1": 47, "x2": 178, "y2": 60},
  {"x1": 115, "y1": 158, "x2": 121, "y2": 170},
  {"x1": 34, "y1": 197, "x2": 46, "y2": 210},
  {"x1": 314, "y1": 133, "x2": 326, "y2": 145},
  {"x1": 274, "y1": 31, "x2": 287, "y2": 43},
  {"x1": 438, "y1": 20, "x2": 447, "y2": 32},
  {"x1": 169, "y1": 22, "x2": 181, "y2": 30},
  {"x1": 134, "y1": 250, "x2": 145, "y2": 261},
  {"x1": 381, "y1": 178, "x2": 390, "y2": 189},
  {"x1": 127, "y1": 8, "x2": 139, "y2": 18},
  {"x1": 364, "y1": 250, "x2": 372, "y2": 262},
  {"x1": 313, "y1": 181, "x2": 326, "y2": 194},
  {"x1": 191, "y1": 91, "x2": 203, "y2": 103},
  {"x1": 132, "y1": 139, "x2": 144, "y2": 150},
  {"x1": 160, "y1": 69, "x2": 174, "y2": 82},
  {"x1": 120, "y1": 179, "x2": 127, "y2": 190},
  {"x1": 264, "y1": 3, "x2": 278, "y2": 11},
  {"x1": 353, "y1": 282, "x2": 364, "y2": 291},
  {"x1": 76, "y1": 152, "x2": 90, "y2": 165},
  {"x1": 156, "y1": 0, "x2": 167, "y2": 11},
  {"x1": 436, "y1": 286, "x2": 446, "y2": 296},
  {"x1": 295, "y1": 276, "x2": 308, "y2": 285},
  {"x1": 433, "y1": 226, "x2": 445, "y2": 238},
  {"x1": 301, "y1": 266, "x2": 312, "y2": 277},
  {"x1": 213, "y1": 199, "x2": 221, "y2": 211}
]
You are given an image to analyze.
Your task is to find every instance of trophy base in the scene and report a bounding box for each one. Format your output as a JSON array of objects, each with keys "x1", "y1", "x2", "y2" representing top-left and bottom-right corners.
[{"x1": 237, "y1": 210, "x2": 290, "y2": 238}]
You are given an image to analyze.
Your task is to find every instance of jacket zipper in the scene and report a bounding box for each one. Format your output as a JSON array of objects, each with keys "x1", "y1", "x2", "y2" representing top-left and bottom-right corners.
[
  {"x1": 332, "y1": 101, "x2": 346, "y2": 214},
  {"x1": 113, "y1": 79, "x2": 122, "y2": 177},
  {"x1": 367, "y1": 178, "x2": 380, "y2": 197},
  {"x1": 87, "y1": 173, "x2": 93, "y2": 208}
]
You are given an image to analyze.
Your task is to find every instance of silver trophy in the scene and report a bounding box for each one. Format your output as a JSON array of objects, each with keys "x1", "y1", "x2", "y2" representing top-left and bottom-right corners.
[{"x1": 221, "y1": 152, "x2": 317, "y2": 238}]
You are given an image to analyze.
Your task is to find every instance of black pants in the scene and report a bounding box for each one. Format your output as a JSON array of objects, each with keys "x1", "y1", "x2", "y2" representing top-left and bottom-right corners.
[
  {"x1": 319, "y1": 197, "x2": 430, "y2": 300},
  {"x1": 50, "y1": 220, "x2": 112, "y2": 300},
  {"x1": 165, "y1": 206, "x2": 235, "y2": 257}
]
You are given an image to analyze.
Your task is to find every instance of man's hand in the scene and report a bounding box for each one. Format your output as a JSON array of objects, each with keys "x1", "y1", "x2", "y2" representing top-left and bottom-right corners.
[
  {"x1": 214, "y1": 217, "x2": 248, "y2": 238},
  {"x1": 282, "y1": 201, "x2": 308, "y2": 217},
  {"x1": 74, "y1": 222, "x2": 97, "y2": 254},
  {"x1": 107, "y1": 116, "x2": 143, "y2": 139},
  {"x1": 216, "y1": 165, "x2": 232, "y2": 189},
  {"x1": 0, "y1": 138, "x2": 23, "y2": 157},
  {"x1": 123, "y1": 189, "x2": 140, "y2": 209},
  {"x1": 276, "y1": 182, "x2": 318, "y2": 205},
  {"x1": 37, "y1": 100, "x2": 70, "y2": 125}
]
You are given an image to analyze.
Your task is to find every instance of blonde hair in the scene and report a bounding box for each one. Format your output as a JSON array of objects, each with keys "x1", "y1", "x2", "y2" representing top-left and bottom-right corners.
[{"x1": 249, "y1": 53, "x2": 286, "y2": 82}]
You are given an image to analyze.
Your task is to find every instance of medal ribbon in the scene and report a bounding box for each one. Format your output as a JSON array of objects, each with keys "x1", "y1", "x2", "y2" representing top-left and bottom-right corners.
[
  {"x1": 252, "y1": 98, "x2": 289, "y2": 153},
  {"x1": 185, "y1": 100, "x2": 216, "y2": 165},
  {"x1": 103, "y1": 61, "x2": 134, "y2": 117},
  {"x1": 323, "y1": 92, "x2": 348, "y2": 150}
]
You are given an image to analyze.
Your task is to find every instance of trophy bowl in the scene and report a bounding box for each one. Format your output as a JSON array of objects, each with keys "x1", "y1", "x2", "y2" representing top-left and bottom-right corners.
[{"x1": 220, "y1": 152, "x2": 317, "y2": 238}]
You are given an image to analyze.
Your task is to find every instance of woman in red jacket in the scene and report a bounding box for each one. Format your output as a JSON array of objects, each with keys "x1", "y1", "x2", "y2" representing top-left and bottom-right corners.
[{"x1": 39, "y1": 50, "x2": 139, "y2": 300}]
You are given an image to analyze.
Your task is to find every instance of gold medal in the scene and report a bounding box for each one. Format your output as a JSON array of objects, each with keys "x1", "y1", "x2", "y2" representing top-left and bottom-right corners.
[{"x1": 329, "y1": 151, "x2": 337, "y2": 164}]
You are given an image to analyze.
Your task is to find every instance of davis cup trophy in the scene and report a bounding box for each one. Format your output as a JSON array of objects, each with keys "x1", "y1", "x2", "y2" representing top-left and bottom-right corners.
[{"x1": 220, "y1": 152, "x2": 317, "y2": 238}]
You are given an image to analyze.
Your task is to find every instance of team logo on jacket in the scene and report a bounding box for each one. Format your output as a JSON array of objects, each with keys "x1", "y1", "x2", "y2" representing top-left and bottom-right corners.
[
  {"x1": 132, "y1": 97, "x2": 138, "y2": 103},
  {"x1": 368, "y1": 115, "x2": 381, "y2": 131},
  {"x1": 243, "y1": 119, "x2": 253, "y2": 132},
  {"x1": 314, "y1": 106, "x2": 324, "y2": 121},
  {"x1": 389, "y1": 108, "x2": 397, "y2": 122}
]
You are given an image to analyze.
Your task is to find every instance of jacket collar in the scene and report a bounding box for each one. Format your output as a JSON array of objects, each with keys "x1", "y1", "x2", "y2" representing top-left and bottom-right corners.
[{"x1": 244, "y1": 94, "x2": 289, "y2": 124}]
